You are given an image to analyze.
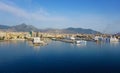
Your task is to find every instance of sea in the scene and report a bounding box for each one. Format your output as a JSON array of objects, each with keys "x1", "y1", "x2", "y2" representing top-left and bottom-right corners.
[{"x1": 0, "y1": 40, "x2": 120, "y2": 73}]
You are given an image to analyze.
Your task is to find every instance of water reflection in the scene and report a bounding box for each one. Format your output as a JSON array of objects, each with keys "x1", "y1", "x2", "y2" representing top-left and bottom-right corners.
[
  {"x1": 76, "y1": 43, "x2": 86, "y2": 47},
  {"x1": 70, "y1": 43, "x2": 86, "y2": 47},
  {"x1": 26, "y1": 40, "x2": 48, "y2": 51},
  {"x1": 1, "y1": 39, "x2": 120, "y2": 49},
  {"x1": 33, "y1": 46, "x2": 41, "y2": 51},
  {"x1": 94, "y1": 40, "x2": 120, "y2": 48},
  {"x1": 27, "y1": 41, "x2": 34, "y2": 47},
  {"x1": 110, "y1": 41, "x2": 119, "y2": 47},
  {"x1": 0, "y1": 41, "x2": 10, "y2": 46},
  {"x1": 0, "y1": 40, "x2": 24, "y2": 47},
  {"x1": 95, "y1": 41, "x2": 104, "y2": 45},
  {"x1": 70, "y1": 43, "x2": 74, "y2": 47}
]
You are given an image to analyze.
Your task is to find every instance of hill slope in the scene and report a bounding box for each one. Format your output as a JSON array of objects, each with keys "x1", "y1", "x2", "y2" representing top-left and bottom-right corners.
[
  {"x1": 0, "y1": 25, "x2": 11, "y2": 29},
  {"x1": 11, "y1": 23, "x2": 39, "y2": 32},
  {"x1": 0, "y1": 24, "x2": 100, "y2": 34}
]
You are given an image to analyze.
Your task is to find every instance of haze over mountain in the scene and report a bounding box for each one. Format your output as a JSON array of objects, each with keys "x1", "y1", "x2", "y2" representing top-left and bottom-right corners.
[
  {"x1": 63, "y1": 27, "x2": 100, "y2": 34},
  {"x1": 0, "y1": 24, "x2": 11, "y2": 29},
  {"x1": 11, "y1": 23, "x2": 39, "y2": 32},
  {"x1": 0, "y1": 23, "x2": 100, "y2": 34}
]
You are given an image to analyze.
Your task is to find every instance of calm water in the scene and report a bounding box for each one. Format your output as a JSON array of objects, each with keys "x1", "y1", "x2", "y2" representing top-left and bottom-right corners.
[{"x1": 0, "y1": 40, "x2": 120, "y2": 73}]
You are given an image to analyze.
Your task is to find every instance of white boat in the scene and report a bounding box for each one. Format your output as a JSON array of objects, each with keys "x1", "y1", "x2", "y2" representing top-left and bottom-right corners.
[
  {"x1": 70, "y1": 37, "x2": 75, "y2": 40},
  {"x1": 94, "y1": 36, "x2": 103, "y2": 41},
  {"x1": 75, "y1": 40, "x2": 87, "y2": 45},
  {"x1": 33, "y1": 37, "x2": 44, "y2": 44},
  {"x1": 51, "y1": 38, "x2": 56, "y2": 40},
  {"x1": 110, "y1": 37, "x2": 119, "y2": 42}
]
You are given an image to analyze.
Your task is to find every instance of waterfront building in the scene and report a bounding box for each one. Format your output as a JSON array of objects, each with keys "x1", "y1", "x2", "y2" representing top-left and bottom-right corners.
[{"x1": 30, "y1": 31, "x2": 36, "y2": 37}]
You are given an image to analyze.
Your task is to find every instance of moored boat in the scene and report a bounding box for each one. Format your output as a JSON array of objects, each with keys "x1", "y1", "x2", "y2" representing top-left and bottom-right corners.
[
  {"x1": 33, "y1": 37, "x2": 46, "y2": 44},
  {"x1": 94, "y1": 36, "x2": 103, "y2": 41},
  {"x1": 110, "y1": 37, "x2": 119, "y2": 42},
  {"x1": 75, "y1": 40, "x2": 87, "y2": 45},
  {"x1": 70, "y1": 37, "x2": 75, "y2": 40}
]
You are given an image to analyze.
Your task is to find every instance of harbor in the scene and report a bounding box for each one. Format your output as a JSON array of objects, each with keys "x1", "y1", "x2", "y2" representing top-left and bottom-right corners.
[
  {"x1": 0, "y1": 31, "x2": 120, "y2": 47},
  {"x1": 0, "y1": 0, "x2": 120, "y2": 72},
  {"x1": 0, "y1": 31, "x2": 120, "y2": 73}
]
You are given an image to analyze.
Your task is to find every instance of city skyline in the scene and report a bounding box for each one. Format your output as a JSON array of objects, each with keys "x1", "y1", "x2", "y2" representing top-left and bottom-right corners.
[{"x1": 0, "y1": 0, "x2": 120, "y2": 33}]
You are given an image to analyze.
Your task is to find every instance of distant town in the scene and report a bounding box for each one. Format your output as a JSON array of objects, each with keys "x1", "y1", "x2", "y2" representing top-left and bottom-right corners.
[
  {"x1": 0, "y1": 24, "x2": 120, "y2": 45},
  {"x1": 0, "y1": 30, "x2": 120, "y2": 43}
]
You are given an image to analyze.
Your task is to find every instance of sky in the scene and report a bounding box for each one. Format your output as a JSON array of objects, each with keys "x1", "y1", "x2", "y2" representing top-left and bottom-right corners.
[{"x1": 0, "y1": 0, "x2": 120, "y2": 33}]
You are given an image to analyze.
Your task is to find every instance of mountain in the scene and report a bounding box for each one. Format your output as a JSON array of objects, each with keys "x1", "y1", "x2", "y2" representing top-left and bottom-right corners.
[
  {"x1": 41, "y1": 28, "x2": 62, "y2": 33},
  {"x1": 11, "y1": 23, "x2": 39, "y2": 32},
  {"x1": 0, "y1": 25, "x2": 11, "y2": 29},
  {"x1": 41, "y1": 27, "x2": 100, "y2": 34},
  {"x1": 0, "y1": 24, "x2": 100, "y2": 34},
  {"x1": 63, "y1": 27, "x2": 100, "y2": 34}
]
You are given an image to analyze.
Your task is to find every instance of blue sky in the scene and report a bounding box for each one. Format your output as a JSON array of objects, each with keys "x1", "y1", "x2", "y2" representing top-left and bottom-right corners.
[{"x1": 0, "y1": 0, "x2": 120, "y2": 33}]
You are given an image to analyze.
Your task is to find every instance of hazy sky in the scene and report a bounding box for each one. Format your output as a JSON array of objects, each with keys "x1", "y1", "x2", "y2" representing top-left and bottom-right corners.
[{"x1": 0, "y1": 0, "x2": 120, "y2": 33}]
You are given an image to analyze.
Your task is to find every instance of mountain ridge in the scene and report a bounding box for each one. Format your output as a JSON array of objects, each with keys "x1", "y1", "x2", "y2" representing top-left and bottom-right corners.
[
  {"x1": 0, "y1": 24, "x2": 11, "y2": 29},
  {"x1": 0, "y1": 23, "x2": 101, "y2": 34}
]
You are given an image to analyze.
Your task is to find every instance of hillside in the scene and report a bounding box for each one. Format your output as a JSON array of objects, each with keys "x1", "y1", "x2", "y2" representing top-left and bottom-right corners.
[{"x1": 0, "y1": 24, "x2": 100, "y2": 34}]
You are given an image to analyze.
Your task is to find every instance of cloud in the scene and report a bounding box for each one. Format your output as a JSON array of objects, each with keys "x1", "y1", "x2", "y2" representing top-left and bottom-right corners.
[
  {"x1": 0, "y1": 1, "x2": 119, "y2": 33},
  {"x1": 0, "y1": 1, "x2": 67, "y2": 22},
  {"x1": 0, "y1": 1, "x2": 29, "y2": 18}
]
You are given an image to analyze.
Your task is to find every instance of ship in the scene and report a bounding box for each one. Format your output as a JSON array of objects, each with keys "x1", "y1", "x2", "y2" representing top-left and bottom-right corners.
[
  {"x1": 110, "y1": 36, "x2": 119, "y2": 42},
  {"x1": 33, "y1": 37, "x2": 46, "y2": 45}
]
